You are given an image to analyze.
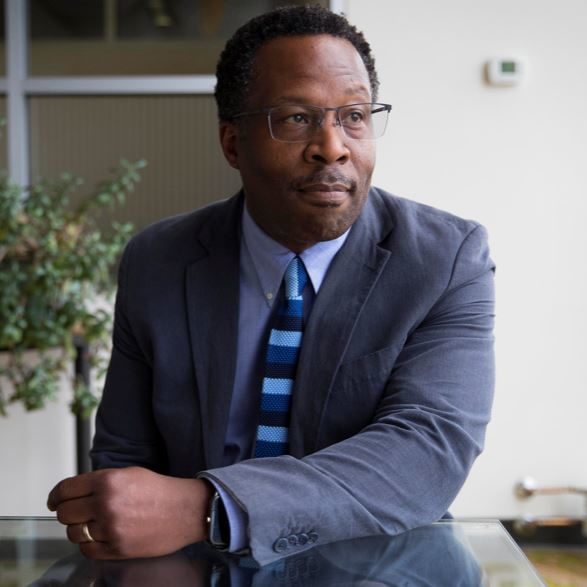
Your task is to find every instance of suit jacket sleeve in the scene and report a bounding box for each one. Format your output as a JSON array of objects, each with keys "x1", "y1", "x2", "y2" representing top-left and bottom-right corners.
[{"x1": 201, "y1": 220, "x2": 495, "y2": 566}]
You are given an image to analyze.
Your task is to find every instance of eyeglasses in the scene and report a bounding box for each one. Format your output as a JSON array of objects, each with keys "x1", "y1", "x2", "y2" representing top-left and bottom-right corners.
[{"x1": 232, "y1": 102, "x2": 392, "y2": 143}]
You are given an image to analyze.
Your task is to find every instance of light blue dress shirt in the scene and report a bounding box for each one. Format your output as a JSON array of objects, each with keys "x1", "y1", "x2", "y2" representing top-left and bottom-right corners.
[{"x1": 211, "y1": 203, "x2": 349, "y2": 551}]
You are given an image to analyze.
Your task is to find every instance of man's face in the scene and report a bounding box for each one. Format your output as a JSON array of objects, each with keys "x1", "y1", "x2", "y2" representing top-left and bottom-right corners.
[{"x1": 220, "y1": 34, "x2": 376, "y2": 252}]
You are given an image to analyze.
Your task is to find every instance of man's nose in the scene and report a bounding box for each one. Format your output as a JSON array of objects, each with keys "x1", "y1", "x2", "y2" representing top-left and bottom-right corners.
[{"x1": 303, "y1": 113, "x2": 350, "y2": 165}]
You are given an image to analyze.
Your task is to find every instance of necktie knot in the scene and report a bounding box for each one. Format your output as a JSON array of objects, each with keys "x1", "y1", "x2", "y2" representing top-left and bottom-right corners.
[{"x1": 284, "y1": 256, "x2": 308, "y2": 300}]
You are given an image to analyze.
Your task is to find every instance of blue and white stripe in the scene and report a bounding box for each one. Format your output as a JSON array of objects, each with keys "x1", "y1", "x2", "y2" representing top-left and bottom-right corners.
[{"x1": 254, "y1": 256, "x2": 308, "y2": 457}]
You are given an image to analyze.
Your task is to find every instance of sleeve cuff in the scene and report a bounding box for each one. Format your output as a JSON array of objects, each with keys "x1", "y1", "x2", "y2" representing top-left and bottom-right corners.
[{"x1": 204, "y1": 477, "x2": 249, "y2": 553}]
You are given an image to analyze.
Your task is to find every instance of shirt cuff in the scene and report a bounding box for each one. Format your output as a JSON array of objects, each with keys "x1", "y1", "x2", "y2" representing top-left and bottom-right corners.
[{"x1": 206, "y1": 478, "x2": 249, "y2": 553}]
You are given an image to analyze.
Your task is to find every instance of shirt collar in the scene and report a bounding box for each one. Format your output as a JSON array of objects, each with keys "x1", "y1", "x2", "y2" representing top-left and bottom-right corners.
[{"x1": 241, "y1": 203, "x2": 350, "y2": 299}]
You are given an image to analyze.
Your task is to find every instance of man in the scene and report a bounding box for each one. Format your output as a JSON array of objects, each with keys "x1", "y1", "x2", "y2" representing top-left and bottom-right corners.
[{"x1": 47, "y1": 6, "x2": 495, "y2": 567}]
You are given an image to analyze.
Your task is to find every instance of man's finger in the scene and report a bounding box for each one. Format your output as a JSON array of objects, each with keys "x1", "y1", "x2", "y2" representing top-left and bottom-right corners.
[
  {"x1": 79, "y1": 539, "x2": 124, "y2": 560},
  {"x1": 66, "y1": 521, "x2": 103, "y2": 544},
  {"x1": 47, "y1": 471, "x2": 98, "y2": 511},
  {"x1": 56, "y1": 495, "x2": 96, "y2": 525}
]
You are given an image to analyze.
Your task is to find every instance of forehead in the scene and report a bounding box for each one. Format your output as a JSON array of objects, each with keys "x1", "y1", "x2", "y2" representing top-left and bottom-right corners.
[{"x1": 247, "y1": 34, "x2": 371, "y2": 106}]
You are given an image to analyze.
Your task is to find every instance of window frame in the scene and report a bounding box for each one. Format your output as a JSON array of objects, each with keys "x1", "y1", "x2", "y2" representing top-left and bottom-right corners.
[{"x1": 4, "y1": 0, "x2": 345, "y2": 186}]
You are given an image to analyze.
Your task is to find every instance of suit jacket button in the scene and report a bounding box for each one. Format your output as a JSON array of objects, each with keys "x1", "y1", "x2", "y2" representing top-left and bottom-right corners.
[
  {"x1": 288, "y1": 534, "x2": 298, "y2": 546},
  {"x1": 273, "y1": 537, "x2": 289, "y2": 553},
  {"x1": 308, "y1": 532, "x2": 318, "y2": 543},
  {"x1": 298, "y1": 533, "x2": 309, "y2": 545}
]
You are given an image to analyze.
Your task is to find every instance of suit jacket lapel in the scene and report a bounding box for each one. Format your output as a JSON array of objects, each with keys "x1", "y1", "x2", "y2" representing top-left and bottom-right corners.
[
  {"x1": 289, "y1": 191, "x2": 395, "y2": 456},
  {"x1": 185, "y1": 194, "x2": 243, "y2": 469}
]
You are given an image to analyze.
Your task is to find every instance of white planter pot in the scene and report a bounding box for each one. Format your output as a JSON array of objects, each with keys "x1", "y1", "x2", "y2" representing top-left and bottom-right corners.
[{"x1": 0, "y1": 350, "x2": 76, "y2": 516}]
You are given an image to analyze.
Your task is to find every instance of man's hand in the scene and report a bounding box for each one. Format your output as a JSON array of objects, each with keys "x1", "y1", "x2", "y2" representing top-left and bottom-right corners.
[{"x1": 47, "y1": 467, "x2": 214, "y2": 560}]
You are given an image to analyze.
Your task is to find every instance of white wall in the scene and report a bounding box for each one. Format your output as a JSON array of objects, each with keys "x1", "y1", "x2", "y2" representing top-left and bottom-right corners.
[{"x1": 347, "y1": 0, "x2": 587, "y2": 518}]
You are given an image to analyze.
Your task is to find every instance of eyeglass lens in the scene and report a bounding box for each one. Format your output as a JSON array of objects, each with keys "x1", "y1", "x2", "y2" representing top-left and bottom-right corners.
[{"x1": 268, "y1": 104, "x2": 389, "y2": 142}]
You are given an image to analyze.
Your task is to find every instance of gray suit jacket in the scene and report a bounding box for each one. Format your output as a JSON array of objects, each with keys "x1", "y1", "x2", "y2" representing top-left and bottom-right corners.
[{"x1": 92, "y1": 187, "x2": 495, "y2": 566}]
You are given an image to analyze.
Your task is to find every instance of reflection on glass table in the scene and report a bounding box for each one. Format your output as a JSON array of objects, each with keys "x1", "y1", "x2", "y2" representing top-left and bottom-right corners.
[{"x1": 0, "y1": 518, "x2": 545, "y2": 586}]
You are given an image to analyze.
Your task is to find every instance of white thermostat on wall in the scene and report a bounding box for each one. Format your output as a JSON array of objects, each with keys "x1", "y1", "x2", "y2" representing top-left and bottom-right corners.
[{"x1": 486, "y1": 58, "x2": 524, "y2": 86}]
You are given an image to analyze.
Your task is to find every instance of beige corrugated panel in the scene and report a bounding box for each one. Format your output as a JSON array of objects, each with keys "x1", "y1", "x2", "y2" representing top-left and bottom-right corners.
[
  {"x1": 29, "y1": 95, "x2": 242, "y2": 231},
  {"x1": 0, "y1": 97, "x2": 7, "y2": 171}
]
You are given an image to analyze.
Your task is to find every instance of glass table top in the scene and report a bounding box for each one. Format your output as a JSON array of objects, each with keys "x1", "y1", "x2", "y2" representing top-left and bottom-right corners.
[{"x1": 0, "y1": 517, "x2": 545, "y2": 586}]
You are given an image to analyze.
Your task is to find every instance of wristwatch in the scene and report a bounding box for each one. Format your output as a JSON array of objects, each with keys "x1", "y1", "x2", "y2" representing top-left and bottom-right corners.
[{"x1": 207, "y1": 490, "x2": 230, "y2": 550}]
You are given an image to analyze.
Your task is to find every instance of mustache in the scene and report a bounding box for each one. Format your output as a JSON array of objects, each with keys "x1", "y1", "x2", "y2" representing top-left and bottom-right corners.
[{"x1": 291, "y1": 171, "x2": 356, "y2": 192}]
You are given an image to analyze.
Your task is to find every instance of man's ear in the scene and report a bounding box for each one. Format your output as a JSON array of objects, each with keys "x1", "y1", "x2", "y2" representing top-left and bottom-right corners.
[{"x1": 219, "y1": 122, "x2": 240, "y2": 170}]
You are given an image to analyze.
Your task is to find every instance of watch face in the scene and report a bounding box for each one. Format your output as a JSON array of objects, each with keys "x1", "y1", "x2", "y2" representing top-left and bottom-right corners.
[{"x1": 208, "y1": 491, "x2": 229, "y2": 549}]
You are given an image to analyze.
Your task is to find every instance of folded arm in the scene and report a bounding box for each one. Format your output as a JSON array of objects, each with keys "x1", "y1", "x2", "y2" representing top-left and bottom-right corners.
[{"x1": 202, "y1": 225, "x2": 495, "y2": 564}]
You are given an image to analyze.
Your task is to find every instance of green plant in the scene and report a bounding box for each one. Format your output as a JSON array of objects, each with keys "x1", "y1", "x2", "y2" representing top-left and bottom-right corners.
[{"x1": 0, "y1": 160, "x2": 145, "y2": 417}]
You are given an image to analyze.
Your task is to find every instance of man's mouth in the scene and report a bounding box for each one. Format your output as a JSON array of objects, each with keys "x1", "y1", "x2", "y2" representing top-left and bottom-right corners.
[
  {"x1": 293, "y1": 174, "x2": 356, "y2": 206},
  {"x1": 297, "y1": 184, "x2": 350, "y2": 206},
  {"x1": 298, "y1": 183, "x2": 350, "y2": 193},
  {"x1": 293, "y1": 172, "x2": 355, "y2": 192}
]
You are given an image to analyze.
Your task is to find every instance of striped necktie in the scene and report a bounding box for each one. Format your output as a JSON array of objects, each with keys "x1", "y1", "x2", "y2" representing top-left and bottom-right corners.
[{"x1": 254, "y1": 256, "x2": 309, "y2": 457}]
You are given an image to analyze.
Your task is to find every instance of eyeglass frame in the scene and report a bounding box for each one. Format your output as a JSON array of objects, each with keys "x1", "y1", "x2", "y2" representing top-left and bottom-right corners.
[{"x1": 231, "y1": 102, "x2": 392, "y2": 143}]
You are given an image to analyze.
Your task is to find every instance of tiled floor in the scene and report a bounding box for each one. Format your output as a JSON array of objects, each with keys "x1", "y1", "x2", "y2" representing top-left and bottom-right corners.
[{"x1": 523, "y1": 547, "x2": 587, "y2": 587}]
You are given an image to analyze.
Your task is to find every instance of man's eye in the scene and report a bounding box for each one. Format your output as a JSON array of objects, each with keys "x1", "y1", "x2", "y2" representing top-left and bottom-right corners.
[
  {"x1": 343, "y1": 110, "x2": 367, "y2": 124},
  {"x1": 285, "y1": 113, "x2": 311, "y2": 125}
]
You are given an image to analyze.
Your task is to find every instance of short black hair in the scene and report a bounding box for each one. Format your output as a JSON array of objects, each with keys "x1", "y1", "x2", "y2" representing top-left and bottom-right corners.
[{"x1": 215, "y1": 5, "x2": 379, "y2": 121}]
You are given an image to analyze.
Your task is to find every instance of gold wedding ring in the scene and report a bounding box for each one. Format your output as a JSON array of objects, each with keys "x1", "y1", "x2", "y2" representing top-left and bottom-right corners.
[{"x1": 81, "y1": 522, "x2": 95, "y2": 543}]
